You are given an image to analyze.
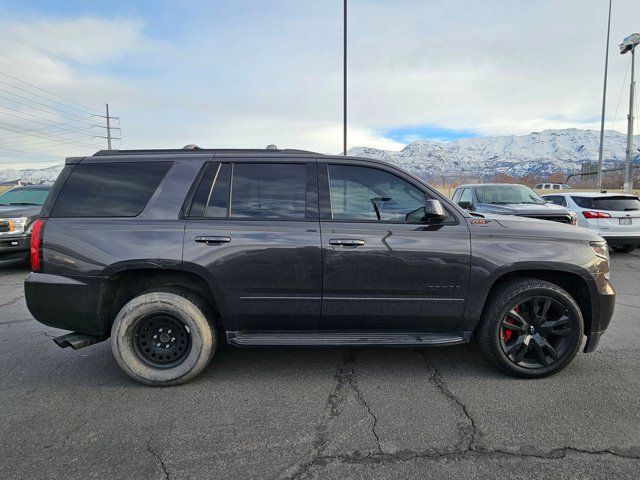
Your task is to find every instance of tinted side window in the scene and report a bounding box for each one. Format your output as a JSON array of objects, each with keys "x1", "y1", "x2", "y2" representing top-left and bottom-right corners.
[
  {"x1": 452, "y1": 189, "x2": 461, "y2": 203},
  {"x1": 459, "y1": 188, "x2": 473, "y2": 204},
  {"x1": 327, "y1": 165, "x2": 428, "y2": 222},
  {"x1": 189, "y1": 163, "x2": 231, "y2": 218},
  {"x1": 51, "y1": 162, "x2": 171, "y2": 217},
  {"x1": 572, "y1": 196, "x2": 594, "y2": 208},
  {"x1": 545, "y1": 195, "x2": 566, "y2": 206},
  {"x1": 230, "y1": 163, "x2": 306, "y2": 219}
]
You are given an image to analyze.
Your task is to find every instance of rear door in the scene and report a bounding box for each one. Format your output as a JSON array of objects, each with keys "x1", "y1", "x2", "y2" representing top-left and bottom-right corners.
[
  {"x1": 183, "y1": 159, "x2": 322, "y2": 331},
  {"x1": 318, "y1": 161, "x2": 471, "y2": 331}
]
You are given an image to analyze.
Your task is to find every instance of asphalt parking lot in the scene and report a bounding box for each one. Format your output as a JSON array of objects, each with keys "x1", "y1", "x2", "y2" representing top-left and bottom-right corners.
[{"x1": 1, "y1": 253, "x2": 639, "y2": 479}]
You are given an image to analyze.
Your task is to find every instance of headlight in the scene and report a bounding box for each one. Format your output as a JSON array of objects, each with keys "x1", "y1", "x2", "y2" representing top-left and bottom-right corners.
[
  {"x1": 0, "y1": 217, "x2": 29, "y2": 234},
  {"x1": 590, "y1": 241, "x2": 609, "y2": 260}
]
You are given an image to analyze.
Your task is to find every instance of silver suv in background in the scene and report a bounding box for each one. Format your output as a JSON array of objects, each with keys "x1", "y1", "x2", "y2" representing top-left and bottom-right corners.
[{"x1": 543, "y1": 192, "x2": 640, "y2": 253}]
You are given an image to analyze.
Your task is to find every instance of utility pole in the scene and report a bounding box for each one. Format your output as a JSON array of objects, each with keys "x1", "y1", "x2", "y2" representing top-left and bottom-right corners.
[
  {"x1": 92, "y1": 103, "x2": 121, "y2": 150},
  {"x1": 620, "y1": 34, "x2": 639, "y2": 193},
  {"x1": 596, "y1": 0, "x2": 612, "y2": 192},
  {"x1": 343, "y1": 0, "x2": 347, "y2": 155}
]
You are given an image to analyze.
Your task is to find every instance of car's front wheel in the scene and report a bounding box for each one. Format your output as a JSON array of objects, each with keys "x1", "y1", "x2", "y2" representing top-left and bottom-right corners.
[
  {"x1": 476, "y1": 278, "x2": 583, "y2": 378},
  {"x1": 111, "y1": 290, "x2": 216, "y2": 386}
]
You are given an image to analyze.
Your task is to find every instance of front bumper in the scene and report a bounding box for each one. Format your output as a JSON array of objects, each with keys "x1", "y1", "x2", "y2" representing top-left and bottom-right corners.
[
  {"x1": 584, "y1": 277, "x2": 616, "y2": 353},
  {"x1": 601, "y1": 235, "x2": 640, "y2": 247},
  {"x1": 24, "y1": 272, "x2": 109, "y2": 336},
  {"x1": 0, "y1": 233, "x2": 29, "y2": 261}
]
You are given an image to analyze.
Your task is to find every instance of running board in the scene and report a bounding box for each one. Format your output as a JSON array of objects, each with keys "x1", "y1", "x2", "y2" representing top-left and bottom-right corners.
[{"x1": 226, "y1": 331, "x2": 470, "y2": 347}]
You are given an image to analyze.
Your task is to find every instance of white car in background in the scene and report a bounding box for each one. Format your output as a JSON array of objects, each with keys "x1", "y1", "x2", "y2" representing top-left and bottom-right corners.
[
  {"x1": 534, "y1": 183, "x2": 571, "y2": 191},
  {"x1": 542, "y1": 192, "x2": 640, "y2": 253}
]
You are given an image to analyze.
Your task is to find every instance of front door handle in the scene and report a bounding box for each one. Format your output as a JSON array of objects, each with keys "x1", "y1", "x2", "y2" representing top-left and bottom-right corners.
[
  {"x1": 329, "y1": 239, "x2": 365, "y2": 247},
  {"x1": 195, "y1": 235, "x2": 231, "y2": 245}
]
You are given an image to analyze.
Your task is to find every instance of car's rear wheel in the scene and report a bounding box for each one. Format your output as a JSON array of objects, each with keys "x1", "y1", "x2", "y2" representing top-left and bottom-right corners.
[
  {"x1": 111, "y1": 290, "x2": 216, "y2": 386},
  {"x1": 611, "y1": 244, "x2": 638, "y2": 253},
  {"x1": 476, "y1": 278, "x2": 583, "y2": 378}
]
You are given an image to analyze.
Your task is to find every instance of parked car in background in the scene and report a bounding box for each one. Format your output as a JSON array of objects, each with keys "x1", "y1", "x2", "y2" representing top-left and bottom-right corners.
[
  {"x1": 0, "y1": 184, "x2": 51, "y2": 262},
  {"x1": 452, "y1": 183, "x2": 577, "y2": 224},
  {"x1": 24, "y1": 149, "x2": 614, "y2": 386},
  {"x1": 543, "y1": 192, "x2": 640, "y2": 253},
  {"x1": 534, "y1": 183, "x2": 571, "y2": 191}
]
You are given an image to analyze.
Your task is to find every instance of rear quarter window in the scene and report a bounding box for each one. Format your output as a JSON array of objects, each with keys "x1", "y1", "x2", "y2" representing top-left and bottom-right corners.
[
  {"x1": 571, "y1": 196, "x2": 594, "y2": 209},
  {"x1": 593, "y1": 196, "x2": 640, "y2": 212},
  {"x1": 50, "y1": 162, "x2": 171, "y2": 217}
]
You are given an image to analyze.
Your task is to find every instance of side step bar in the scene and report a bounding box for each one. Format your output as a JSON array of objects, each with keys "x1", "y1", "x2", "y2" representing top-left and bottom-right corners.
[
  {"x1": 227, "y1": 331, "x2": 470, "y2": 347},
  {"x1": 53, "y1": 332, "x2": 107, "y2": 350}
]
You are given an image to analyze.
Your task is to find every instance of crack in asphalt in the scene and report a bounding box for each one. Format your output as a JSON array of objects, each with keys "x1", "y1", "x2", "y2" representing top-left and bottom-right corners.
[
  {"x1": 0, "y1": 317, "x2": 34, "y2": 326},
  {"x1": 418, "y1": 349, "x2": 477, "y2": 451},
  {"x1": 289, "y1": 348, "x2": 640, "y2": 478},
  {"x1": 0, "y1": 294, "x2": 23, "y2": 308},
  {"x1": 147, "y1": 441, "x2": 170, "y2": 480},
  {"x1": 288, "y1": 350, "x2": 381, "y2": 480}
]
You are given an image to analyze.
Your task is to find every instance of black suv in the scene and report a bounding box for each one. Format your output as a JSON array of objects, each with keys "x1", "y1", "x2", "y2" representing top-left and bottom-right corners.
[{"x1": 25, "y1": 148, "x2": 615, "y2": 385}]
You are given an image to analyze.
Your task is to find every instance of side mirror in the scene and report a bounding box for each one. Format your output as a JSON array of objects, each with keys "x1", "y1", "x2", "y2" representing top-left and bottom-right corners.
[
  {"x1": 406, "y1": 199, "x2": 447, "y2": 223},
  {"x1": 458, "y1": 200, "x2": 473, "y2": 210}
]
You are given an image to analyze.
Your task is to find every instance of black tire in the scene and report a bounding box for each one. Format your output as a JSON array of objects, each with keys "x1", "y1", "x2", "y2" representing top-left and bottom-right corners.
[
  {"x1": 611, "y1": 244, "x2": 638, "y2": 253},
  {"x1": 476, "y1": 278, "x2": 583, "y2": 378},
  {"x1": 111, "y1": 290, "x2": 216, "y2": 386}
]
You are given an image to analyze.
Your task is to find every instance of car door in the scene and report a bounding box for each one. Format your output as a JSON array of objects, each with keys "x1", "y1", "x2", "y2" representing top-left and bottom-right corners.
[
  {"x1": 183, "y1": 159, "x2": 321, "y2": 331},
  {"x1": 318, "y1": 161, "x2": 471, "y2": 331}
]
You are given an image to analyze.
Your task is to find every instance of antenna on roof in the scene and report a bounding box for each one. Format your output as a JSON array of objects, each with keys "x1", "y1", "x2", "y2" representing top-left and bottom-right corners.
[
  {"x1": 266, "y1": 144, "x2": 278, "y2": 150},
  {"x1": 183, "y1": 144, "x2": 201, "y2": 150}
]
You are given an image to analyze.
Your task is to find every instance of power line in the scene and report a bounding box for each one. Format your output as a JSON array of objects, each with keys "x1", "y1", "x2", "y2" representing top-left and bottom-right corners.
[
  {"x1": 0, "y1": 123, "x2": 102, "y2": 149},
  {"x1": 0, "y1": 107, "x2": 98, "y2": 137},
  {"x1": 0, "y1": 87, "x2": 92, "y2": 122},
  {"x1": 0, "y1": 103, "x2": 93, "y2": 128},
  {"x1": 0, "y1": 71, "x2": 101, "y2": 114},
  {"x1": 0, "y1": 77, "x2": 101, "y2": 117}
]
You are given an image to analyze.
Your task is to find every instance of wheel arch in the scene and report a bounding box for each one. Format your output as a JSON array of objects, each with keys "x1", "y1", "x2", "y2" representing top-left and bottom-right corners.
[
  {"x1": 463, "y1": 264, "x2": 596, "y2": 336},
  {"x1": 99, "y1": 265, "x2": 224, "y2": 334}
]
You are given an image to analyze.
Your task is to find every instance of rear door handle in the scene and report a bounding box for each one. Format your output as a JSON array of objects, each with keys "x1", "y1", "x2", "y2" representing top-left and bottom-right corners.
[
  {"x1": 195, "y1": 235, "x2": 231, "y2": 245},
  {"x1": 329, "y1": 239, "x2": 365, "y2": 247}
]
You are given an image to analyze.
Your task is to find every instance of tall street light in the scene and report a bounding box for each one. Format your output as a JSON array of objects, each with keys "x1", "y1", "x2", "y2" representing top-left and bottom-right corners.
[
  {"x1": 620, "y1": 33, "x2": 639, "y2": 193},
  {"x1": 596, "y1": 0, "x2": 612, "y2": 192},
  {"x1": 343, "y1": 0, "x2": 347, "y2": 155}
]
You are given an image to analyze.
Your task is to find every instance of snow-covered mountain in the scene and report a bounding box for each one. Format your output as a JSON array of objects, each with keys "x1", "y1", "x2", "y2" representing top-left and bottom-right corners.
[
  {"x1": 0, "y1": 129, "x2": 638, "y2": 184},
  {"x1": 0, "y1": 164, "x2": 63, "y2": 184},
  {"x1": 348, "y1": 128, "x2": 640, "y2": 179}
]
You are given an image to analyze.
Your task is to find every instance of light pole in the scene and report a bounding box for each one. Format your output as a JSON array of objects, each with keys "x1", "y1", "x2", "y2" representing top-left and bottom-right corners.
[
  {"x1": 596, "y1": 0, "x2": 612, "y2": 192},
  {"x1": 343, "y1": 0, "x2": 347, "y2": 155},
  {"x1": 620, "y1": 33, "x2": 639, "y2": 193}
]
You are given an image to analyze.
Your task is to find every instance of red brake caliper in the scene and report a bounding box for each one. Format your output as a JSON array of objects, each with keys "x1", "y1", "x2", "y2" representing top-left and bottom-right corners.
[{"x1": 502, "y1": 306, "x2": 519, "y2": 342}]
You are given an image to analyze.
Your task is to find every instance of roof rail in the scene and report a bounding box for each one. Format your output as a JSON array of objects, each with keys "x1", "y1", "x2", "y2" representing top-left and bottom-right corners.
[{"x1": 92, "y1": 148, "x2": 322, "y2": 156}]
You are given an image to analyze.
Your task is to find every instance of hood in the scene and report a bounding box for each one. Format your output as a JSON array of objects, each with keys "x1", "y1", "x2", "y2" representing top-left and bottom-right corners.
[
  {"x1": 0, "y1": 205, "x2": 42, "y2": 218},
  {"x1": 477, "y1": 213, "x2": 602, "y2": 242},
  {"x1": 476, "y1": 202, "x2": 570, "y2": 216}
]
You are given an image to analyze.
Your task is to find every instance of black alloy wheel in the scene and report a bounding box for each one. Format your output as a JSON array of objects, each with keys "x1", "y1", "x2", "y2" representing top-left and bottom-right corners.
[{"x1": 499, "y1": 296, "x2": 576, "y2": 369}]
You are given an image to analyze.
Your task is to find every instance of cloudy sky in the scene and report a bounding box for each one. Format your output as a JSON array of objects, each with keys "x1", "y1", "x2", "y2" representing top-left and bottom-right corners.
[{"x1": 0, "y1": 0, "x2": 637, "y2": 169}]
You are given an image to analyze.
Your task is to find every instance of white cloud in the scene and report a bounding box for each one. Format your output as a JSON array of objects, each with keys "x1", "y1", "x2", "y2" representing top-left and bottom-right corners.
[{"x1": 0, "y1": 0, "x2": 638, "y2": 169}]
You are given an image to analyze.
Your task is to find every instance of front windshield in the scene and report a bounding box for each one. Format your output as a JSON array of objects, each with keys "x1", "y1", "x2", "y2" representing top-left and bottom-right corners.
[
  {"x1": 0, "y1": 186, "x2": 50, "y2": 206},
  {"x1": 475, "y1": 185, "x2": 545, "y2": 205}
]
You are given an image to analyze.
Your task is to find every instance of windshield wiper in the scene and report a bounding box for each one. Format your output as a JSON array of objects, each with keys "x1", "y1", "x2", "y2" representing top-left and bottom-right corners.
[{"x1": 7, "y1": 202, "x2": 40, "y2": 206}]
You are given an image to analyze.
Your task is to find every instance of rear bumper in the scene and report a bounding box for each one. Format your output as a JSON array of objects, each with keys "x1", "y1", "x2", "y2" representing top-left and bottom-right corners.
[
  {"x1": 0, "y1": 234, "x2": 29, "y2": 261},
  {"x1": 24, "y1": 272, "x2": 109, "y2": 336}
]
